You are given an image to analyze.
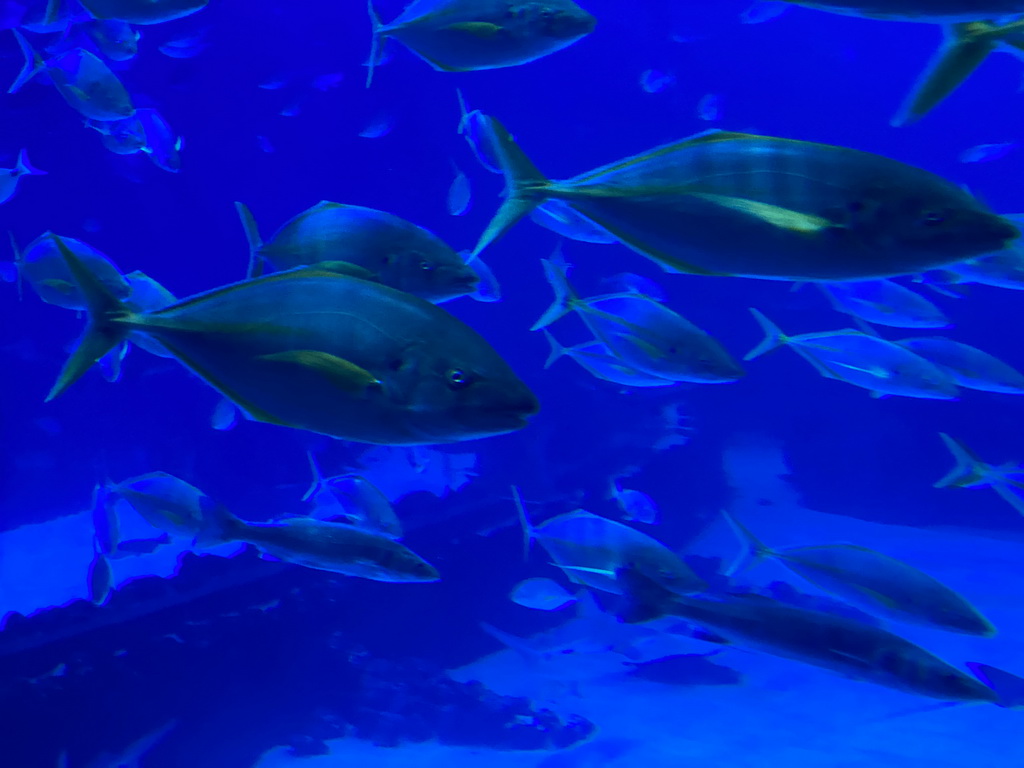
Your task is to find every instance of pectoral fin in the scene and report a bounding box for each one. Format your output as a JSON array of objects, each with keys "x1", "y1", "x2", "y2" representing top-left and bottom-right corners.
[
  {"x1": 258, "y1": 350, "x2": 381, "y2": 394},
  {"x1": 38, "y1": 278, "x2": 76, "y2": 295},
  {"x1": 690, "y1": 193, "x2": 832, "y2": 234}
]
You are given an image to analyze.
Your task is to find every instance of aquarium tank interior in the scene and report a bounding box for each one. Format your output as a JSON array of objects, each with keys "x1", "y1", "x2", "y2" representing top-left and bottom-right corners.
[{"x1": 4, "y1": 0, "x2": 1024, "y2": 766}]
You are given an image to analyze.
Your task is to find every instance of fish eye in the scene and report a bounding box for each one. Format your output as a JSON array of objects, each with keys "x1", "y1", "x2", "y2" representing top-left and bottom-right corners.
[
  {"x1": 920, "y1": 210, "x2": 947, "y2": 226},
  {"x1": 419, "y1": 260, "x2": 436, "y2": 272},
  {"x1": 446, "y1": 368, "x2": 472, "y2": 389}
]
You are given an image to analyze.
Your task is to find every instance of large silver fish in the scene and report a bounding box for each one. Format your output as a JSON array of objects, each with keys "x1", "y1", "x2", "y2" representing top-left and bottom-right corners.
[
  {"x1": 473, "y1": 123, "x2": 1018, "y2": 281},
  {"x1": 617, "y1": 565, "x2": 998, "y2": 703},
  {"x1": 46, "y1": 239, "x2": 538, "y2": 445}
]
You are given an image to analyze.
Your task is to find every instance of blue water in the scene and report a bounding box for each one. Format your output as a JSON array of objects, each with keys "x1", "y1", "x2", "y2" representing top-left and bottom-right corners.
[{"x1": 4, "y1": 1, "x2": 1024, "y2": 766}]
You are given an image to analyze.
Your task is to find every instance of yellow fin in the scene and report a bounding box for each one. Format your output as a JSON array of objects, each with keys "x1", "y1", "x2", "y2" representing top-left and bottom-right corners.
[
  {"x1": 258, "y1": 350, "x2": 381, "y2": 394},
  {"x1": 690, "y1": 194, "x2": 832, "y2": 234},
  {"x1": 445, "y1": 21, "x2": 503, "y2": 37},
  {"x1": 38, "y1": 278, "x2": 76, "y2": 295},
  {"x1": 315, "y1": 261, "x2": 379, "y2": 281}
]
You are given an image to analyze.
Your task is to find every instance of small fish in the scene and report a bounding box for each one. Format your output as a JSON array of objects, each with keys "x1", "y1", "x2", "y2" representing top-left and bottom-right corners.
[
  {"x1": 358, "y1": 112, "x2": 394, "y2": 139},
  {"x1": 110, "y1": 532, "x2": 171, "y2": 557},
  {"x1": 639, "y1": 68, "x2": 675, "y2": 93},
  {"x1": 76, "y1": 0, "x2": 208, "y2": 24},
  {"x1": 87, "y1": 115, "x2": 147, "y2": 155},
  {"x1": 513, "y1": 486, "x2": 706, "y2": 596},
  {"x1": 602, "y1": 272, "x2": 666, "y2": 302},
  {"x1": 0, "y1": 148, "x2": 45, "y2": 204},
  {"x1": 136, "y1": 108, "x2": 182, "y2": 173},
  {"x1": 745, "y1": 308, "x2": 959, "y2": 399},
  {"x1": 455, "y1": 88, "x2": 500, "y2": 173},
  {"x1": 471, "y1": 121, "x2": 1018, "y2": 279},
  {"x1": 9, "y1": 30, "x2": 135, "y2": 120},
  {"x1": 723, "y1": 509, "x2": 995, "y2": 636},
  {"x1": 447, "y1": 163, "x2": 471, "y2": 216},
  {"x1": 510, "y1": 577, "x2": 578, "y2": 610},
  {"x1": 234, "y1": 201, "x2": 481, "y2": 303},
  {"x1": 194, "y1": 503, "x2": 440, "y2": 583},
  {"x1": 210, "y1": 397, "x2": 239, "y2": 431},
  {"x1": 616, "y1": 564, "x2": 999, "y2": 703},
  {"x1": 77, "y1": 18, "x2": 140, "y2": 61},
  {"x1": 9, "y1": 231, "x2": 129, "y2": 310},
  {"x1": 87, "y1": 543, "x2": 113, "y2": 606},
  {"x1": 939, "y1": 245, "x2": 1024, "y2": 290},
  {"x1": 934, "y1": 433, "x2": 1024, "y2": 516},
  {"x1": 535, "y1": 256, "x2": 745, "y2": 384},
  {"x1": 365, "y1": 0, "x2": 596, "y2": 87},
  {"x1": 608, "y1": 476, "x2": 659, "y2": 524},
  {"x1": 158, "y1": 29, "x2": 208, "y2": 59},
  {"x1": 959, "y1": 142, "x2": 1015, "y2": 163},
  {"x1": 90, "y1": 481, "x2": 120, "y2": 555},
  {"x1": 897, "y1": 337, "x2": 1024, "y2": 394},
  {"x1": 109, "y1": 471, "x2": 212, "y2": 536},
  {"x1": 323, "y1": 475, "x2": 403, "y2": 538},
  {"x1": 696, "y1": 93, "x2": 721, "y2": 121},
  {"x1": 775, "y1": 1, "x2": 1024, "y2": 23},
  {"x1": 741, "y1": 1, "x2": 792, "y2": 23},
  {"x1": 464, "y1": 253, "x2": 501, "y2": 302},
  {"x1": 818, "y1": 279, "x2": 950, "y2": 328},
  {"x1": 542, "y1": 328, "x2": 676, "y2": 388}
]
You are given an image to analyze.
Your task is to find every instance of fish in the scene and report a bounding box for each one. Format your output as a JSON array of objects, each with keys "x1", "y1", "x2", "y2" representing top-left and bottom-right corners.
[
  {"x1": 193, "y1": 503, "x2": 440, "y2": 583},
  {"x1": 959, "y1": 141, "x2": 1015, "y2": 163},
  {"x1": 616, "y1": 564, "x2": 999, "y2": 703},
  {"x1": 320, "y1": 475, "x2": 403, "y2": 538},
  {"x1": 818, "y1": 280, "x2": 950, "y2": 328},
  {"x1": 608, "y1": 477, "x2": 660, "y2": 524},
  {"x1": 110, "y1": 532, "x2": 171, "y2": 557},
  {"x1": 745, "y1": 308, "x2": 960, "y2": 399},
  {"x1": 108, "y1": 471, "x2": 212, "y2": 536},
  {"x1": 47, "y1": 239, "x2": 538, "y2": 444},
  {"x1": 135, "y1": 108, "x2": 183, "y2": 173},
  {"x1": 365, "y1": 0, "x2": 596, "y2": 87},
  {"x1": 89, "y1": 481, "x2": 120, "y2": 555},
  {"x1": 696, "y1": 93, "x2": 721, "y2": 121},
  {"x1": 210, "y1": 397, "x2": 239, "y2": 431},
  {"x1": 529, "y1": 199, "x2": 618, "y2": 244},
  {"x1": 722, "y1": 509, "x2": 995, "y2": 636},
  {"x1": 447, "y1": 162, "x2": 471, "y2": 216},
  {"x1": 471, "y1": 121, "x2": 1018, "y2": 280},
  {"x1": 76, "y1": 18, "x2": 140, "y2": 61},
  {"x1": 9, "y1": 30, "x2": 135, "y2": 121},
  {"x1": 966, "y1": 662, "x2": 1024, "y2": 708},
  {"x1": 87, "y1": 115, "x2": 148, "y2": 155},
  {"x1": 513, "y1": 486, "x2": 706, "y2": 596},
  {"x1": 80, "y1": 721, "x2": 177, "y2": 768},
  {"x1": 934, "y1": 432, "x2": 1024, "y2": 516},
  {"x1": 939, "y1": 245, "x2": 1024, "y2": 289},
  {"x1": 741, "y1": 2, "x2": 792, "y2": 24},
  {"x1": 639, "y1": 69, "x2": 675, "y2": 93},
  {"x1": 542, "y1": 328, "x2": 676, "y2": 388},
  {"x1": 158, "y1": 29, "x2": 209, "y2": 59},
  {"x1": 234, "y1": 201, "x2": 482, "y2": 303},
  {"x1": 896, "y1": 337, "x2": 1024, "y2": 394},
  {"x1": 0, "y1": 148, "x2": 45, "y2": 204},
  {"x1": 76, "y1": 0, "x2": 208, "y2": 24},
  {"x1": 535, "y1": 257, "x2": 745, "y2": 383},
  {"x1": 510, "y1": 577, "x2": 578, "y2": 610},
  {"x1": 87, "y1": 543, "x2": 112, "y2": 606},
  {"x1": 9, "y1": 231, "x2": 129, "y2": 310},
  {"x1": 776, "y1": 1, "x2": 1024, "y2": 22}
]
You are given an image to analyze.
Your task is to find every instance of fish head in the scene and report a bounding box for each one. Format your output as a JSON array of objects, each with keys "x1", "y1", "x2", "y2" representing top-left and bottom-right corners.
[
  {"x1": 383, "y1": 245, "x2": 480, "y2": 303},
  {"x1": 388, "y1": 334, "x2": 539, "y2": 442},
  {"x1": 846, "y1": 184, "x2": 1020, "y2": 263},
  {"x1": 511, "y1": 0, "x2": 597, "y2": 40}
]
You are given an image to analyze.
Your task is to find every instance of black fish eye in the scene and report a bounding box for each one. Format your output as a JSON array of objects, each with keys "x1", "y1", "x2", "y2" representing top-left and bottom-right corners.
[
  {"x1": 446, "y1": 368, "x2": 471, "y2": 389},
  {"x1": 921, "y1": 211, "x2": 946, "y2": 226},
  {"x1": 419, "y1": 260, "x2": 435, "y2": 272}
]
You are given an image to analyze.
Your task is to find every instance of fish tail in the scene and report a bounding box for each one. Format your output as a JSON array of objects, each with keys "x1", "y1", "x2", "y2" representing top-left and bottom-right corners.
[
  {"x1": 720, "y1": 509, "x2": 771, "y2": 576},
  {"x1": 511, "y1": 485, "x2": 534, "y2": 562},
  {"x1": 744, "y1": 307, "x2": 789, "y2": 361},
  {"x1": 8, "y1": 231, "x2": 24, "y2": 302},
  {"x1": 15, "y1": 148, "x2": 45, "y2": 177},
  {"x1": 531, "y1": 255, "x2": 577, "y2": 331},
  {"x1": 892, "y1": 23, "x2": 996, "y2": 127},
  {"x1": 46, "y1": 237, "x2": 135, "y2": 402},
  {"x1": 933, "y1": 432, "x2": 985, "y2": 488},
  {"x1": 193, "y1": 498, "x2": 243, "y2": 548},
  {"x1": 541, "y1": 328, "x2": 567, "y2": 369},
  {"x1": 234, "y1": 201, "x2": 265, "y2": 278},
  {"x1": 8, "y1": 29, "x2": 45, "y2": 94},
  {"x1": 479, "y1": 622, "x2": 541, "y2": 664},
  {"x1": 615, "y1": 563, "x2": 675, "y2": 624},
  {"x1": 302, "y1": 449, "x2": 324, "y2": 502},
  {"x1": 470, "y1": 117, "x2": 550, "y2": 258},
  {"x1": 366, "y1": 0, "x2": 383, "y2": 88}
]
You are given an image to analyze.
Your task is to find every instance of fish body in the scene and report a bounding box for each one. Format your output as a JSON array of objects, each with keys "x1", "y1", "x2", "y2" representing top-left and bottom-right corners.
[
  {"x1": 617, "y1": 565, "x2": 998, "y2": 703},
  {"x1": 109, "y1": 471, "x2": 214, "y2": 536},
  {"x1": 90, "y1": 481, "x2": 120, "y2": 555},
  {"x1": 235, "y1": 201, "x2": 480, "y2": 303},
  {"x1": 746, "y1": 308, "x2": 959, "y2": 399},
  {"x1": 76, "y1": 0, "x2": 208, "y2": 24},
  {"x1": 897, "y1": 337, "x2": 1024, "y2": 394},
  {"x1": 323, "y1": 475, "x2": 403, "y2": 538},
  {"x1": 366, "y1": 0, "x2": 596, "y2": 86},
  {"x1": 473, "y1": 123, "x2": 1018, "y2": 281},
  {"x1": 78, "y1": 18, "x2": 139, "y2": 60},
  {"x1": 724, "y1": 511, "x2": 995, "y2": 636},
  {"x1": 819, "y1": 279, "x2": 949, "y2": 328},
  {"x1": 87, "y1": 546, "x2": 112, "y2": 605},
  {"x1": 48, "y1": 241, "x2": 538, "y2": 445},
  {"x1": 11, "y1": 231, "x2": 128, "y2": 310},
  {"x1": 510, "y1": 577, "x2": 578, "y2": 610},
  {"x1": 934, "y1": 433, "x2": 1024, "y2": 515},
  {"x1": 542, "y1": 329, "x2": 676, "y2": 388},
  {"x1": 514, "y1": 488, "x2": 706, "y2": 595},
  {"x1": 0, "y1": 148, "x2": 45, "y2": 204},
  {"x1": 10, "y1": 31, "x2": 135, "y2": 120},
  {"x1": 943, "y1": 246, "x2": 1024, "y2": 289},
  {"x1": 136, "y1": 108, "x2": 182, "y2": 173},
  {"x1": 779, "y1": 0, "x2": 1024, "y2": 21},
  {"x1": 196, "y1": 504, "x2": 439, "y2": 583}
]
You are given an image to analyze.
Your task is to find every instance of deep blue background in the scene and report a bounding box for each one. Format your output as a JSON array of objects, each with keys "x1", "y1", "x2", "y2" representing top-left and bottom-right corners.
[{"x1": 4, "y1": 0, "x2": 1024, "y2": 643}]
